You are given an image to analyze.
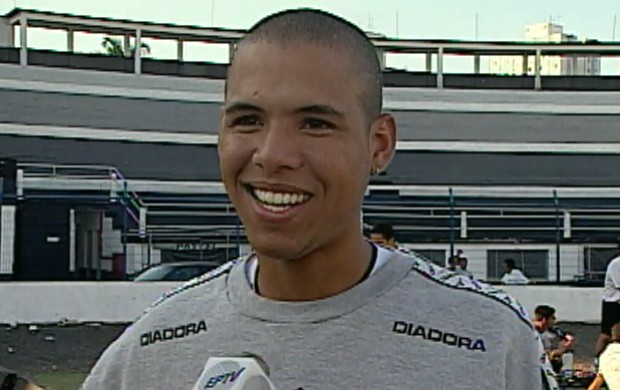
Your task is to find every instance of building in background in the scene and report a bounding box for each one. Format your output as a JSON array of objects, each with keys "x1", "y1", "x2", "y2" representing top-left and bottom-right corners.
[{"x1": 489, "y1": 22, "x2": 601, "y2": 76}]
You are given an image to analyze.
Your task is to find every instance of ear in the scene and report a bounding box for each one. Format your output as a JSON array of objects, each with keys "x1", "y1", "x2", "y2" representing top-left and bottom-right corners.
[{"x1": 368, "y1": 113, "x2": 397, "y2": 174}]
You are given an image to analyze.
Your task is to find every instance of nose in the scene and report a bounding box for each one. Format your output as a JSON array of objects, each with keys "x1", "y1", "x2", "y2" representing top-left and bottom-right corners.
[{"x1": 252, "y1": 121, "x2": 303, "y2": 174}]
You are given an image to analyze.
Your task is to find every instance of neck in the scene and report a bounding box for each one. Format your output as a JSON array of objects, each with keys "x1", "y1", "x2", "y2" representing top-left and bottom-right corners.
[
  {"x1": 532, "y1": 321, "x2": 546, "y2": 332},
  {"x1": 255, "y1": 232, "x2": 373, "y2": 302}
]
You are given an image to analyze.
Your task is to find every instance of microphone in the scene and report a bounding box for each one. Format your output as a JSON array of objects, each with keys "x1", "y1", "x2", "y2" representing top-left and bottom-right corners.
[
  {"x1": 1, "y1": 365, "x2": 44, "y2": 390},
  {"x1": 548, "y1": 325, "x2": 567, "y2": 339},
  {"x1": 191, "y1": 353, "x2": 278, "y2": 390}
]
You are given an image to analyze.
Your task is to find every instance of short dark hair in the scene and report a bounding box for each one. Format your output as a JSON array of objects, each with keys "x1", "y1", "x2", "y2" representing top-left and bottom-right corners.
[
  {"x1": 534, "y1": 305, "x2": 556, "y2": 320},
  {"x1": 504, "y1": 258, "x2": 517, "y2": 270},
  {"x1": 371, "y1": 222, "x2": 394, "y2": 240},
  {"x1": 229, "y1": 8, "x2": 383, "y2": 121}
]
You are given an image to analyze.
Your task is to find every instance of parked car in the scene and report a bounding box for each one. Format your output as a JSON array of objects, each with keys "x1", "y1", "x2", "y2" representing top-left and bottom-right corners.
[{"x1": 132, "y1": 261, "x2": 221, "y2": 282}]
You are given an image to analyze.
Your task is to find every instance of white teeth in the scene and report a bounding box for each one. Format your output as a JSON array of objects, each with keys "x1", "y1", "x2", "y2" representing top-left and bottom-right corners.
[{"x1": 252, "y1": 188, "x2": 309, "y2": 206}]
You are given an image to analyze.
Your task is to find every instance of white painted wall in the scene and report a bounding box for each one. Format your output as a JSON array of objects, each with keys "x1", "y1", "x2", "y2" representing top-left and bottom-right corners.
[
  {"x1": 0, "y1": 283, "x2": 603, "y2": 324},
  {"x1": 101, "y1": 216, "x2": 122, "y2": 258},
  {"x1": 0, "y1": 282, "x2": 179, "y2": 324}
]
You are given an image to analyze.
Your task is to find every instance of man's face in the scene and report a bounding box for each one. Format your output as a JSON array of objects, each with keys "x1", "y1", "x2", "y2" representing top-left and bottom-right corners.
[
  {"x1": 219, "y1": 42, "x2": 395, "y2": 261},
  {"x1": 369, "y1": 233, "x2": 396, "y2": 249}
]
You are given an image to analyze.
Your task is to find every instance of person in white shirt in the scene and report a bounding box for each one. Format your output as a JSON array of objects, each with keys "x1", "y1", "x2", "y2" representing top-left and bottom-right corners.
[
  {"x1": 457, "y1": 255, "x2": 474, "y2": 280},
  {"x1": 369, "y1": 222, "x2": 415, "y2": 255},
  {"x1": 595, "y1": 255, "x2": 620, "y2": 357},
  {"x1": 588, "y1": 321, "x2": 620, "y2": 390},
  {"x1": 501, "y1": 258, "x2": 530, "y2": 285}
]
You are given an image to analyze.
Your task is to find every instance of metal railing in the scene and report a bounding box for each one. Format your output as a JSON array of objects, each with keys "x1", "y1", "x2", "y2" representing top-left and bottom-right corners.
[{"x1": 4, "y1": 8, "x2": 620, "y2": 90}]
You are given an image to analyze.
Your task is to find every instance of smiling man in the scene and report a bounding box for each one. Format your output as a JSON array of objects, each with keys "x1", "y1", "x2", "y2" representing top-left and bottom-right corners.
[{"x1": 81, "y1": 9, "x2": 558, "y2": 390}]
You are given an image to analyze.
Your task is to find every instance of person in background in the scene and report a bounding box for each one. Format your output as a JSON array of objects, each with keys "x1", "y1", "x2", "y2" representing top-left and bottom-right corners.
[
  {"x1": 369, "y1": 222, "x2": 398, "y2": 249},
  {"x1": 456, "y1": 255, "x2": 474, "y2": 279},
  {"x1": 369, "y1": 222, "x2": 415, "y2": 255},
  {"x1": 533, "y1": 305, "x2": 575, "y2": 373},
  {"x1": 446, "y1": 254, "x2": 458, "y2": 271},
  {"x1": 588, "y1": 321, "x2": 620, "y2": 390},
  {"x1": 501, "y1": 258, "x2": 530, "y2": 284},
  {"x1": 595, "y1": 255, "x2": 620, "y2": 358},
  {"x1": 1, "y1": 366, "x2": 45, "y2": 390}
]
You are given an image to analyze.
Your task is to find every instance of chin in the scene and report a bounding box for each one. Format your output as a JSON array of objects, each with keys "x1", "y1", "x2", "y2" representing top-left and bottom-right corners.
[{"x1": 250, "y1": 238, "x2": 309, "y2": 262}]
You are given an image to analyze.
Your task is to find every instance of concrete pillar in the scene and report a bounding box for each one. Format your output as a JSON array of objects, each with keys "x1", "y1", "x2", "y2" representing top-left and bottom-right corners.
[
  {"x1": 425, "y1": 52, "x2": 432, "y2": 72},
  {"x1": 69, "y1": 209, "x2": 76, "y2": 273},
  {"x1": 473, "y1": 54, "x2": 481, "y2": 74},
  {"x1": 460, "y1": 211, "x2": 468, "y2": 239},
  {"x1": 123, "y1": 34, "x2": 130, "y2": 56},
  {"x1": 534, "y1": 49, "x2": 542, "y2": 90},
  {"x1": 177, "y1": 39, "x2": 184, "y2": 61},
  {"x1": 134, "y1": 28, "x2": 142, "y2": 74},
  {"x1": 563, "y1": 210, "x2": 571, "y2": 239},
  {"x1": 228, "y1": 43, "x2": 237, "y2": 63},
  {"x1": 66, "y1": 28, "x2": 74, "y2": 52},
  {"x1": 436, "y1": 47, "x2": 444, "y2": 89},
  {"x1": 376, "y1": 48, "x2": 386, "y2": 70},
  {"x1": 19, "y1": 15, "x2": 27, "y2": 66}
]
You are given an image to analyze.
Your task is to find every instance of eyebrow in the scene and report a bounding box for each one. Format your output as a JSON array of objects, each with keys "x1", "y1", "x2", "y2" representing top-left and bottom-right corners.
[
  {"x1": 223, "y1": 102, "x2": 264, "y2": 115},
  {"x1": 223, "y1": 102, "x2": 344, "y2": 118},
  {"x1": 294, "y1": 104, "x2": 344, "y2": 118}
]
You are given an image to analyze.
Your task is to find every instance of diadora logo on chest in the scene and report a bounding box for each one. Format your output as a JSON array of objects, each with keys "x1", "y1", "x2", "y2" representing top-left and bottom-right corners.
[
  {"x1": 140, "y1": 320, "x2": 207, "y2": 347},
  {"x1": 392, "y1": 320, "x2": 487, "y2": 352}
]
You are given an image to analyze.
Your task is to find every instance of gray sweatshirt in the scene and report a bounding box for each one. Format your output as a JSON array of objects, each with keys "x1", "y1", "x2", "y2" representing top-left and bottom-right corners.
[{"x1": 81, "y1": 250, "x2": 558, "y2": 390}]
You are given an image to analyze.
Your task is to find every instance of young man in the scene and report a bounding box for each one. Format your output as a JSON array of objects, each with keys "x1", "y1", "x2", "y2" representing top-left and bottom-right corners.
[
  {"x1": 501, "y1": 258, "x2": 531, "y2": 284},
  {"x1": 369, "y1": 222, "x2": 398, "y2": 249},
  {"x1": 369, "y1": 222, "x2": 414, "y2": 255},
  {"x1": 588, "y1": 321, "x2": 620, "y2": 390},
  {"x1": 533, "y1": 305, "x2": 575, "y2": 373},
  {"x1": 81, "y1": 9, "x2": 558, "y2": 390}
]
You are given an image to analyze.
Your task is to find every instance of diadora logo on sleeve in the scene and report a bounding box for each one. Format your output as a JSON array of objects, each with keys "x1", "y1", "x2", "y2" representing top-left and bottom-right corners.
[
  {"x1": 140, "y1": 319, "x2": 207, "y2": 347},
  {"x1": 392, "y1": 320, "x2": 487, "y2": 352}
]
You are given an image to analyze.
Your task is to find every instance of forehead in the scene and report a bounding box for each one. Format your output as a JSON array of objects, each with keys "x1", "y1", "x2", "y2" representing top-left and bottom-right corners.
[{"x1": 226, "y1": 42, "x2": 363, "y2": 109}]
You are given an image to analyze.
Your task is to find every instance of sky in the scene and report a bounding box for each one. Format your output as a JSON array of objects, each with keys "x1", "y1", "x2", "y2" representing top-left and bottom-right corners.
[{"x1": 2, "y1": 0, "x2": 620, "y2": 73}]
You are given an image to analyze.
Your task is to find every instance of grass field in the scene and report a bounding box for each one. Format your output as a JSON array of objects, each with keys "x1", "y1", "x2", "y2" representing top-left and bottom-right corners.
[{"x1": 35, "y1": 371, "x2": 86, "y2": 390}]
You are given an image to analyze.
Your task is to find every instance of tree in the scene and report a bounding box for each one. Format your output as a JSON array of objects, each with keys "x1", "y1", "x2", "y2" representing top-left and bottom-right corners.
[{"x1": 101, "y1": 37, "x2": 150, "y2": 58}]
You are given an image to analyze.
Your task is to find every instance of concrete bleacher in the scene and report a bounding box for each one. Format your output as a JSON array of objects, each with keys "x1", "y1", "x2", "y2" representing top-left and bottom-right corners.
[{"x1": 1, "y1": 8, "x2": 620, "y2": 283}]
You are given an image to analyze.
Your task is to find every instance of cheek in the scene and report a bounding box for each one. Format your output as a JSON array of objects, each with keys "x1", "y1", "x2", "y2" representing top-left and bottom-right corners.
[
  {"x1": 313, "y1": 141, "x2": 369, "y2": 196},
  {"x1": 219, "y1": 137, "x2": 250, "y2": 172}
]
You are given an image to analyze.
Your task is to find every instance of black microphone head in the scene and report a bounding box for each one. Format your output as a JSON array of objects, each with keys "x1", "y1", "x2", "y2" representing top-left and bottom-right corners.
[{"x1": 237, "y1": 352, "x2": 271, "y2": 376}]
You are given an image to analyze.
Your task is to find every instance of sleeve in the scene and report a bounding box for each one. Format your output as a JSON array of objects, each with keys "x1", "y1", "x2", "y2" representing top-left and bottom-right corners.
[
  {"x1": 505, "y1": 321, "x2": 559, "y2": 390},
  {"x1": 608, "y1": 259, "x2": 620, "y2": 289}
]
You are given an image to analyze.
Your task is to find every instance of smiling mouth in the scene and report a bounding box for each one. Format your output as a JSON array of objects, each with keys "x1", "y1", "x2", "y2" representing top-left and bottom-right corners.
[{"x1": 245, "y1": 184, "x2": 312, "y2": 212}]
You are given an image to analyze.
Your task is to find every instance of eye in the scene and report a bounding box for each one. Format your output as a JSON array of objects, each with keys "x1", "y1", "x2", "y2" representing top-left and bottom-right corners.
[
  {"x1": 229, "y1": 115, "x2": 262, "y2": 129},
  {"x1": 301, "y1": 118, "x2": 334, "y2": 131}
]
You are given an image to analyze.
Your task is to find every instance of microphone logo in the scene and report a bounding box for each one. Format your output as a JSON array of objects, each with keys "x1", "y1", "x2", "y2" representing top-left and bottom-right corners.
[
  {"x1": 202, "y1": 360, "x2": 246, "y2": 388},
  {"x1": 192, "y1": 354, "x2": 277, "y2": 390}
]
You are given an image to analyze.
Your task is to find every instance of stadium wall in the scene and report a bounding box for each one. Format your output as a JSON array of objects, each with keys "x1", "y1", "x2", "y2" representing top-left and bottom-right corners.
[{"x1": 0, "y1": 283, "x2": 603, "y2": 324}]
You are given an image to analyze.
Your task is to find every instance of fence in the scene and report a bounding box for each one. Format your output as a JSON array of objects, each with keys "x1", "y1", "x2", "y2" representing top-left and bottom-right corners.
[{"x1": 2, "y1": 161, "x2": 619, "y2": 282}]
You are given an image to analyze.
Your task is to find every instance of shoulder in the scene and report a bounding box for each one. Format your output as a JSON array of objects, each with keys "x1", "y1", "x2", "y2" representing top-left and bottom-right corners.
[
  {"x1": 399, "y1": 252, "x2": 532, "y2": 328},
  {"x1": 134, "y1": 256, "x2": 246, "y2": 321},
  {"x1": 608, "y1": 256, "x2": 620, "y2": 269}
]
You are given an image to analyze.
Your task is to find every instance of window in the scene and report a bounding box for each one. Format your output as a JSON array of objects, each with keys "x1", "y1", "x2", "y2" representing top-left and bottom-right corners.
[
  {"x1": 583, "y1": 247, "x2": 620, "y2": 281},
  {"x1": 487, "y1": 249, "x2": 549, "y2": 281},
  {"x1": 411, "y1": 249, "x2": 446, "y2": 267}
]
